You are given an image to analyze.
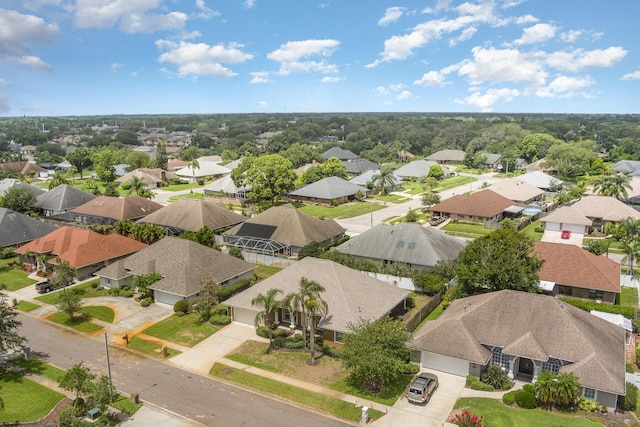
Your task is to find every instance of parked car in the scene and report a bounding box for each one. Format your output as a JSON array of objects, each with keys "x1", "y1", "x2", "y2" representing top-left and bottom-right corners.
[
  {"x1": 561, "y1": 230, "x2": 571, "y2": 239},
  {"x1": 35, "y1": 280, "x2": 65, "y2": 293},
  {"x1": 429, "y1": 216, "x2": 446, "y2": 226},
  {"x1": 407, "y1": 372, "x2": 439, "y2": 404}
]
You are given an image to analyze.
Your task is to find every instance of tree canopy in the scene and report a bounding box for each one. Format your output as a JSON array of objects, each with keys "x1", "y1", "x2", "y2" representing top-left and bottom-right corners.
[
  {"x1": 0, "y1": 186, "x2": 37, "y2": 213},
  {"x1": 0, "y1": 293, "x2": 26, "y2": 351},
  {"x1": 235, "y1": 154, "x2": 296, "y2": 206}
]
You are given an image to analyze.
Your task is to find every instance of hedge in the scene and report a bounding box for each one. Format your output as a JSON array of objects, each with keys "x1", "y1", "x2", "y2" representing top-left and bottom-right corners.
[
  {"x1": 559, "y1": 297, "x2": 635, "y2": 318},
  {"x1": 218, "y1": 279, "x2": 252, "y2": 302},
  {"x1": 466, "y1": 375, "x2": 493, "y2": 391}
]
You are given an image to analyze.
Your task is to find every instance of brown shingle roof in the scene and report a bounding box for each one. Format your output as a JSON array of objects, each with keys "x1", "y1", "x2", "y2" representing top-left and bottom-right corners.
[
  {"x1": 487, "y1": 178, "x2": 544, "y2": 203},
  {"x1": 429, "y1": 189, "x2": 514, "y2": 218},
  {"x1": 15, "y1": 226, "x2": 147, "y2": 268},
  {"x1": 137, "y1": 199, "x2": 245, "y2": 232},
  {"x1": 541, "y1": 206, "x2": 592, "y2": 226},
  {"x1": 534, "y1": 241, "x2": 620, "y2": 293},
  {"x1": 0, "y1": 162, "x2": 46, "y2": 175},
  {"x1": 571, "y1": 196, "x2": 640, "y2": 222},
  {"x1": 69, "y1": 196, "x2": 163, "y2": 221}
]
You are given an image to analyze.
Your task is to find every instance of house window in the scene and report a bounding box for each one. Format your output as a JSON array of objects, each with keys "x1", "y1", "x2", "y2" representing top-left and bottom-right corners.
[
  {"x1": 582, "y1": 387, "x2": 597, "y2": 401},
  {"x1": 542, "y1": 358, "x2": 562, "y2": 373},
  {"x1": 491, "y1": 347, "x2": 509, "y2": 370},
  {"x1": 283, "y1": 310, "x2": 296, "y2": 325},
  {"x1": 334, "y1": 332, "x2": 344, "y2": 344},
  {"x1": 588, "y1": 290, "x2": 604, "y2": 300}
]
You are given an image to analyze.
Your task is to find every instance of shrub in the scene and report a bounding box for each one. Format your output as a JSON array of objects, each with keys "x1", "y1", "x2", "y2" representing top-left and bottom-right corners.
[
  {"x1": 405, "y1": 294, "x2": 416, "y2": 309},
  {"x1": 319, "y1": 345, "x2": 343, "y2": 359},
  {"x1": 211, "y1": 305, "x2": 228, "y2": 316},
  {"x1": 121, "y1": 289, "x2": 134, "y2": 298},
  {"x1": 466, "y1": 375, "x2": 493, "y2": 391},
  {"x1": 90, "y1": 281, "x2": 99, "y2": 289},
  {"x1": 522, "y1": 384, "x2": 535, "y2": 395},
  {"x1": 481, "y1": 364, "x2": 509, "y2": 390},
  {"x1": 283, "y1": 339, "x2": 305, "y2": 349},
  {"x1": 174, "y1": 299, "x2": 190, "y2": 314},
  {"x1": 218, "y1": 279, "x2": 251, "y2": 302},
  {"x1": 560, "y1": 297, "x2": 634, "y2": 318},
  {"x1": 502, "y1": 391, "x2": 517, "y2": 405},
  {"x1": 108, "y1": 287, "x2": 120, "y2": 296},
  {"x1": 209, "y1": 314, "x2": 231, "y2": 326},
  {"x1": 514, "y1": 389, "x2": 538, "y2": 409},
  {"x1": 400, "y1": 363, "x2": 420, "y2": 375},
  {"x1": 58, "y1": 407, "x2": 93, "y2": 427},
  {"x1": 577, "y1": 396, "x2": 599, "y2": 412},
  {"x1": 624, "y1": 382, "x2": 638, "y2": 411},
  {"x1": 0, "y1": 247, "x2": 15, "y2": 259},
  {"x1": 256, "y1": 326, "x2": 288, "y2": 339},
  {"x1": 450, "y1": 410, "x2": 486, "y2": 427},
  {"x1": 140, "y1": 298, "x2": 151, "y2": 307},
  {"x1": 272, "y1": 336, "x2": 286, "y2": 349},
  {"x1": 197, "y1": 178, "x2": 205, "y2": 186}
]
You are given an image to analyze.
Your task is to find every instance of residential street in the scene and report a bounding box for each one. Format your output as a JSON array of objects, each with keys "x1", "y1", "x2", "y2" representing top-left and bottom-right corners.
[{"x1": 16, "y1": 313, "x2": 350, "y2": 427}]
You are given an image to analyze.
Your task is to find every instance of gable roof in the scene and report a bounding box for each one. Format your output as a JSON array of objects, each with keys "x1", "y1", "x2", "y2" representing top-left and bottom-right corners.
[
  {"x1": 394, "y1": 160, "x2": 452, "y2": 179},
  {"x1": 349, "y1": 169, "x2": 403, "y2": 187},
  {"x1": 336, "y1": 222, "x2": 466, "y2": 268},
  {"x1": 0, "y1": 162, "x2": 47, "y2": 176},
  {"x1": 98, "y1": 236, "x2": 256, "y2": 298},
  {"x1": 412, "y1": 290, "x2": 625, "y2": 395},
  {"x1": 534, "y1": 241, "x2": 620, "y2": 293},
  {"x1": 115, "y1": 168, "x2": 178, "y2": 185},
  {"x1": 223, "y1": 204, "x2": 345, "y2": 248},
  {"x1": 570, "y1": 196, "x2": 640, "y2": 221},
  {"x1": 225, "y1": 257, "x2": 409, "y2": 333},
  {"x1": 341, "y1": 158, "x2": 379, "y2": 174},
  {"x1": 488, "y1": 178, "x2": 544, "y2": 203},
  {"x1": 541, "y1": 206, "x2": 592, "y2": 226},
  {"x1": 518, "y1": 171, "x2": 563, "y2": 190},
  {"x1": 0, "y1": 208, "x2": 58, "y2": 247},
  {"x1": 203, "y1": 175, "x2": 250, "y2": 194},
  {"x1": 322, "y1": 147, "x2": 357, "y2": 160},
  {"x1": 136, "y1": 199, "x2": 245, "y2": 232},
  {"x1": 15, "y1": 226, "x2": 147, "y2": 268},
  {"x1": 175, "y1": 161, "x2": 230, "y2": 178},
  {"x1": 33, "y1": 184, "x2": 96, "y2": 212},
  {"x1": 426, "y1": 149, "x2": 465, "y2": 162},
  {"x1": 0, "y1": 178, "x2": 46, "y2": 197},
  {"x1": 429, "y1": 189, "x2": 514, "y2": 218},
  {"x1": 66, "y1": 196, "x2": 164, "y2": 221},
  {"x1": 289, "y1": 176, "x2": 367, "y2": 200}
]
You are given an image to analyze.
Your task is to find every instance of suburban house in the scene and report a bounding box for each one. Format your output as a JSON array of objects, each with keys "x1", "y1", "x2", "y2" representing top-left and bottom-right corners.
[
  {"x1": 393, "y1": 160, "x2": 452, "y2": 180},
  {"x1": 175, "y1": 162, "x2": 231, "y2": 183},
  {"x1": 55, "y1": 196, "x2": 164, "y2": 225},
  {"x1": 33, "y1": 185, "x2": 96, "y2": 216},
  {"x1": 518, "y1": 171, "x2": 563, "y2": 191},
  {"x1": 341, "y1": 158, "x2": 379, "y2": 177},
  {"x1": 0, "y1": 178, "x2": 46, "y2": 197},
  {"x1": 540, "y1": 206, "x2": 592, "y2": 239},
  {"x1": 167, "y1": 158, "x2": 188, "y2": 171},
  {"x1": 289, "y1": 176, "x2": 368, "y2": 206},
  {"x1": 613, "y1": 160, "x2": 640, "y2": 175},
  {"x1": 487, "y1": 178, "x2": 544, "y2": 204},
  {"x1": 95, "y1": 236, "x2": 256, "y2": 306},
  {"x1": 115, "y1": 168, "x2": 179, "y2": 188},
  {"x1": 222, "y1": 204, "x2": 346, "y2": 257},
  {"x1": 0, "y1": 208, "x2": 58, "y2": 248},
  {"x1": 349, "y1": 170, "x2": 403, "y2": 193},
  {"x1": 428, "y1": 189, "x2": 515, "y2": 224},
  {"x1": 224, "y1": 257, "x2": 409, "y2": 348},
  {"x1": 425, "y1": 149, "x2": 465, "y2": 164},
  {"x1": 322, "y1": 147, "x2": 357, "y2": 160},
  {"x1": 203, "y1": 175, "x2": 252, "y2": 204},
  {"x1": 412, "y1": 290, "x2": 626, "y2": 408},
  {"x1": 335, "y1": 222, "x2": 466, "y2": 270},
  {"x1": 482, "y1": 153, "x2": 526, "y2": 172},
  {"x1": 136, "y1": 199, "x2": 245, "y2": 234},
  {"x1": 533, "y1": 241, "x2": 620, "y2": 304},
  {"x1": 0, "y1": 161, "x2": 47, "y2": 177},
  {"x1": 15, "y1": 226, "x2": 147, "y2": 280}
]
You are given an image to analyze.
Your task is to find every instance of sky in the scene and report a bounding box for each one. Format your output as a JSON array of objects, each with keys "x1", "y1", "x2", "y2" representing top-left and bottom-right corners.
[{"x1": 1, "y1": 0, "x2": 639, "y2": 116}]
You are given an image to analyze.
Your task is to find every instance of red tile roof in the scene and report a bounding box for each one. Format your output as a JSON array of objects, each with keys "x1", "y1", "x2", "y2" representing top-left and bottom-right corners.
[
  {"x1": 429, "y1": 189, "x2": 514, "y2": 218},
  {"x1": 534, "y1": 241, "x2": 620, "y2": 293},
  {"x1": 15, "y1": 226, "x2": 147, "y2": 268}
]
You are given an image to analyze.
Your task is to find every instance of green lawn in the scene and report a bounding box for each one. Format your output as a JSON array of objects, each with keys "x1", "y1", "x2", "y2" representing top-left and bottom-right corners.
[
  {"x1": 10, "y1": 358, "x2": 67, "y2": 383},
  {"x1": 442, "y1": 221, "x2": 493, "y2": 238},
  {"x1": 297, "y1": 201, "x2": 385, "y2": 219},
  {"x1": 0, "y1": 370, "x2": 64, "y2": 423},
  {"x1": 48, "y1": 312, "x2": 104, "y2": 333},
  {"x1": 80, "y1": 305, "x2": 115, "y2": 323},
  {"x1": 330, "y1": 375, "x2": 413, "y2": 407},
  {"x1": 438, "y1": 175, "x2": 477, "y2": 191},
  {"x1": 402, "y1": 181, "x2": 427, "y2": 195},
  {"x1": 0, "y1": 257, "x2": 37, "y2": 291},
  {"x1": 453, "y1": 398, "x2": 601, "y2": 427},
  {"x1": 210, "y1": 363, "x2": 384, "y2": 423},
  {"x1": 520, "y1": 220, "x2": 544, "y2": 241},
  {"x1": 621, "y1": 286, "x2": 639, "y2": 308},
  {"x1": 372, "y1": 194, "x2": 411, "y2": 204},
  {"x1": 160, "y1": 182, "x2": 202, "y2": 192},
  {"x1": 15, "y1": 300, "x2": 40, "y2": 311},
  {"x1": 166, "y1": 192, "x2": 205, "y2": 202},
  {"x1": 255, "y1": 265, "x2": 282, "y2": 280},
  {"x1": 111, "y1": 393, "x2": 143, "y2": 415},
  {"x1": 35, "y1": 279, "x2": 105, "y2": 304},
  {"x1": 126, "y1": 336, "x2": 181, "y2": 358},
  {"x1": 142, "y1": 313, "x2": 219, "y2": 347}
]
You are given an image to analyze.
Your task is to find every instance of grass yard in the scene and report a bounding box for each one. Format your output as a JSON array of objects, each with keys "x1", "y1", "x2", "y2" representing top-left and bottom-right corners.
[
  {"x1": 372, "y1": 194, "x2": 411, "y2": 204},
  {"x1": 0, "y1": 370, "x2": 64, "y2": 423},
  {"x1": 453, "y1": 398, "x2": 601, "y2": 427},
  {"x1": 255, "y1": 265, "x2": 282, "y2": 280},
  {"x1": 111, "y1": 393, "x2": 143, "y2": 415},
  {"x1": 166, "y1": 192, "x2": 205, "y2": 202},
  {"x1": 297, "y1": 201, "x2": 385, "y2": 219},
  {"x1": 160, "y1": 182, "x2": 201, "y2": 192},
  {"x1": 80, "y1": 305, "x2": 115, "y2": 323},
  {"x1": 142, "y1": 313, "x2": 218, "y2": 347},
  {"x1": 0, "y1": 257, "x2": 37, "y2": 291},
  {"x1": 330, "y1": 375, "x2": 413, "y2": 407},
  {"x1": 438, "y1": 175, "x2": 477, "y2": 191},
  {"x1": 621, "y1": 286, "x2": 639, "y2": 308},
  {"x1": 442, "y1": 221, "x2": 493, "y2": 238},
  {"x1": 210, "y1": 363, "x2": 384, "y2": 423},
  {"x1": 48, "y1": 312, "x2": 104, "y2": 333},
  {"x1": 126, "y1": 336, "x2": 181, "y2": 358},
  {"x1": 520, "y1": 219, "x2": 544, "y2": 241},
  {"x1": 401, "y1": 181, "x2": 427, "y2": 195},
  {"x1": 10, "y1": 358, "x2": 67, "y2": 382},
  {"x1": 15, "y1": 300, "x2": 40, "y2": 311},
  {"x1": 35, "y1": 279, "x2": 105, "y2": 305}
]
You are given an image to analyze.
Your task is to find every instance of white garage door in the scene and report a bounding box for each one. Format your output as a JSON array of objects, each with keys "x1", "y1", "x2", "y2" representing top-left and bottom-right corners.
[
  {"x1": 421, "y1": 351, "x2": 470, "y2": 377},
  {"x1": 544, "y1": 221, "x2": 561, "y2": 232},
  {"x1": 564, "y1": 224, "x2": 585, "y2": 235},
  {"x1": 155, "y1": 291, "x2": 182, "y2": 307},
  {"x1": 232, "y1": 308, "x2": 257, "y2": 325}
]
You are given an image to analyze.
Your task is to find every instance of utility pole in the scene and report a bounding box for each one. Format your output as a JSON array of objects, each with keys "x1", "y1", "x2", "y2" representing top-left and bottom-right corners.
[{"x1": 104, "y1": 333, "x2": 113, "y2": 403}]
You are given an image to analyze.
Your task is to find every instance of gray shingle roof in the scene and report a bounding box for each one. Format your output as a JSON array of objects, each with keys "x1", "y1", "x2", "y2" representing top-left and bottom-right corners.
[
  {"x1": 336, "y1": 223, "x2": 466, "y2": 268},
  {"x1": 0, "y1": 178, "x2": 46, "y2": 197},
  {"x1": 0, "y1": 208, "x2": 58, "y2": 247},
  {"x1": 322, "y1": 147, "x2": 357, "y2": 160},
  {"x1": 487, "y1": 178, "x2": 544, "y2": 203},
  {"x1": 393, "y1": 160, "x2": 452, "y2": 179},
  {"x1": 341, "y1": 159, "x2": 379, "y2": 174},
  {"x1": 518, "y1": 171, "x2": 563, "y2": 190},
  {"x1": 425, "y1": 149, "x2": 465, "y2": 162},
  {"x1": 349, "y1": 170, "x2": 403, "y2": 187},
  {"x1": 412, "y1": 290, "x2": 625, "y2": 395},
  {"x1": 33, "y1": 184, "x2": 96, "y2": 212},
  {"x1": 203, "y1": 175, "x2": 250, "y2": 194},
  {"x1": 289, "y1": 176, "x2": 367, "y2": 200},
  {"x1": 137, "y1": 199, "x2": 245, "y2": 232},
  {"x1": 224, "y1": 257, "x2": 409, "y2": 333}
]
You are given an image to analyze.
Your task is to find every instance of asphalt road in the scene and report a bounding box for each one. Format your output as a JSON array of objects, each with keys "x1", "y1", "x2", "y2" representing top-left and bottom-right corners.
[{"x1": 17, "y1": 314, "x2": 350, "y2": 427}]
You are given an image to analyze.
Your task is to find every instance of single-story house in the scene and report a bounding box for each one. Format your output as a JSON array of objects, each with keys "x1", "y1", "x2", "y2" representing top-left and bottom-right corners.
[
  {"x1": 222, "y1": 204, "x2": 346, "y2": 256},
  {"x1": 15, "y1": 225, "x2": 147, "y2": 280},
  {"x1": 412, "y1": 290, "x2": 626, "y2": 408},
  {"x1": 0, "y1": 178, "x2": 46, "y2": 197},
  {"x1": 115, "y1": 168, "x2": 179, "y2": 188},
  {"x1": 175, "y1": 162, "x2": 231, "y2": 183},
  {"x1": 225, "y1": 257, "x2": 410, "y2": 348},
  {"x1": 203, "y1": 175, "x2": 251, "y2": 204},
  {"x1": 33, "y1": 185, "x2": 96, "y2": 216},
  {"x1": 0, "y1": 208, "x2": 58, "y2": 248},
  {"x1": 613, "y1": 160, "x2": 640, "y2": 175},
  {"x1": 289, "y1": 176, "x2": 369, "y2": 206},
  {"x1": 55, "y1": 195, "x2": 164, "y2": 225},
  {"x1": 518, "y1": 171, "x2": 563, "y2": 191},
  {"x1": 569, "y1": 196, "x2": 640, "y2": 233},
  {"x1": 534, "y1": 241, "x2": 620, "y2": 304},
  {"x1": 335, "y1": 222, "x2": 466, "y2": 270},
  {"x1": 0, "y1": 162, "x2": 47, "y2": 177},
  {"x1": 341, "y1": 158, "x2": 379, "y2": 176},
  {"x1": 487, "y1": 178, "x2": 544, "y2": 204},
  {"x1": 322, "y1": 147, "x2": 358, "y2": 160},
  {"x1": 393, "y1": 160, "x2": 452, "y2": 180},
  {"x1": 95, "y1": 236, "x2": 256, "y2": 306},
  {"x1": 425, "y1": 149, "x2": 465, "y2": 164},
  {"x1": 136, "y1": 199, "x2": 245, "y2": 234},
  {"x1": 348, "y1": 170, "x2": 403, "y2": 193},
  {"x1": 429, "y1": 189, "x2": 516, "y2": 224},
  {"x1": 540, "y1": 206, "x2": 592, "y2": 237}
]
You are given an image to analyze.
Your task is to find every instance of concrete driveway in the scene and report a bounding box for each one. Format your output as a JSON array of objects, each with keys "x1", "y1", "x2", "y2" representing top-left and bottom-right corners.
[
  {"x1": 541, "y1": 230, "x2": 584, "y2": 246},
  {"x1": 373, "y1": 369, "x2": 465, "y2": 427}
]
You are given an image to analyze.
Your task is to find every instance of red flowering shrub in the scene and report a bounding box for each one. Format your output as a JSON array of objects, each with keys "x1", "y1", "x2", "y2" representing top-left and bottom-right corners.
[{"x1": 450, "y1": 411, "x2": 486, "y2": 427}]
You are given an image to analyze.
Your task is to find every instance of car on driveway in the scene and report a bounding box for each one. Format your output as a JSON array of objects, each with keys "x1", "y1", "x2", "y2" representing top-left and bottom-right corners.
[
  {"x1": 407, "y1": 372, "x2": 439, "y2": 404},
  {"x1": 35, "y1": 280, "x2": 65, "y2": 293},
  {"x1": 561, "y1": 229, "x2": 571, "y2": 239}
]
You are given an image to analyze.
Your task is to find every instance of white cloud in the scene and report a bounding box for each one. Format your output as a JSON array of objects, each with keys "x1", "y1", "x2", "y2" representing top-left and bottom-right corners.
[
  {"x1": 448, "y1": 26, "x2": 477, "y2": 47},
  {"x1": 560, "y1": 29, "x2": 583, "y2": 43},
  {"x1": 74, "y1": 0, "x2": 188, "y2": 33},
  {"x1": 244, "y1": 0, "x2": 256, "y2": 9},
  {"x1": 120, "y1": 11, "x2": 187, "y2": 33},
  {"x1": 389, "y1": 83, "x2": 406, "y2": 91},
  {"x1": 0, "y1": 9, "x2": 58, "y2": 72},
  {"x1": 111, "y1": 62, "x2": 124, "y2": 72},
  {"x1": 458, "y1": 46, "x2": 548, "y2": 86},
  {"x1": 460, "y1": 87, "x2": 520, "y2": 111},
  {"x1": 195, "y1": 0, "x2": 220, "y2": 19},
  {"x1": 374, "y1": 86, "x2": 389, "y2": 95},
  {"x1": 5, "y1": 55, "x2": 52, "y2": 71},
  {"x1": 535, "y1": 75, "x2": 594, "y2": 98},
  {"x1": 514, "y1": 15, "x2": 538, "y2": 24},
  {"x1": 267, "y1": 39, "x2": 340, "y2": 75},
  {"x1": 396, "y1": 90, "x2": 412, "y2": 100},
  {"x1": 130, "y1": 71, "x2": 138, "y2": 77},
  {"x1": 514, "y1": 23, "x2": 556, "y2": 45},
  {"x1": 157, "y1": 40, "x2": 253, "y2": 78},
  {"x1": 545, "y1": 47, "x2": 627, "y2": 72},
  {"x1": 23, "y1": 0, "x2": 61, "y2": 10},
  {"x1": 414, "y1": 70, "x2": 448, "y2": 86},
  {"x1": 622, "y1": 70, "x2": 640, "y2": 80},
  {"x1": 378, "y1": 7, "x2": 405, "y2": 26},
  {"x1": 321, "y1": 76, "x2": 341, "y2": 83},
  {"x1": 250, "y1": 71, "x2": 272, "y2": 84}
]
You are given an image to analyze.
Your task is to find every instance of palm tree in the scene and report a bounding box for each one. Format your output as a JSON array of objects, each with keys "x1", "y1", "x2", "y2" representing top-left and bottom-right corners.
[
  {"x1": 126, "y1": 176, "x2": 146, "y2": 196},
  {"x1": 251, "y1": 288, "x2": 283, "y2": 351},
  {"x1": 285, "y1": 277, "x2": 326, "y2": 352},
  {"x1": 305, "y1": 292, "x2": 328, "y2": 365},
  {"x1": 593, "y1": 173, "x2": 632, "y2": 201},
  {"x1": 67, "y1": 165, "x2": 77, "y2": 185},
  {"x1": 189, "y1": 158, "x2": 200, "y2": 184},
  {"x1": 48, "y1": 172, "x2": 69, "y2": 190},
  {"x1": 554, "y1": 372, "x2": 580, "y2": 408},
  {"x1": 372, "y1": 168, "x2": 397, "y2": 195},
  {"x1": 534, "y1": 370, "x2": 556, "y2": 410}
]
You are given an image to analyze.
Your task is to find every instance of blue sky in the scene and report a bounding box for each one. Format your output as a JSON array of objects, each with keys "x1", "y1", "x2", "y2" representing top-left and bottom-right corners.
[{"x1": 1, "y1": 0, "x2": 638, "y2": 116}]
